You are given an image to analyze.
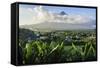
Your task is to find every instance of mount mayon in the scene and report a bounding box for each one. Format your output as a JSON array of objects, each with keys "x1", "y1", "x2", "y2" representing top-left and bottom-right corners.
[
  {"x1": 20, "y1": 12, "x2": 95, "y2": 32},
  {"x1": 19, "y1": 21, "x2": 95, "y2": 32}
]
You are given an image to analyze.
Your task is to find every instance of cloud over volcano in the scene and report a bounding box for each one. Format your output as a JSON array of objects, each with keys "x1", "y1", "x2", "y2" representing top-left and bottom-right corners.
[{"x1": 19, "y1": 5, "x2": 96, "y2": 29}]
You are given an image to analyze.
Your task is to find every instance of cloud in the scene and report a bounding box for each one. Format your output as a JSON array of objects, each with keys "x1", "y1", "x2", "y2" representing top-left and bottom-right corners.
[
  {"x1": 27, "y1": 8, "x2": 33, "y2": 12},
  {"x1": 30, "y1": 6, "x2": 95, "y2": 25},
  {"x1": 19, "y1": 6, "x2": 96, "y2": 29}
]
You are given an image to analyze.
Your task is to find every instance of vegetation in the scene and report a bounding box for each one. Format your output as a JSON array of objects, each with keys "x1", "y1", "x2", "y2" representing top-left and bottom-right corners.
[{"x1": 18, "y1": 28, "x2": 97, "y2": 65}]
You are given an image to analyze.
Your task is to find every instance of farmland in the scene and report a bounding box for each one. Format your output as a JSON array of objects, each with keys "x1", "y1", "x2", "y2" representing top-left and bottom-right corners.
[{"x1": 18, "y1": 28, "x2": 96, "y2": 65}]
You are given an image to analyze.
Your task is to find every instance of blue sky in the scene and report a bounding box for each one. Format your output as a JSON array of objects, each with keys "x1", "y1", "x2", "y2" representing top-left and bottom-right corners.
[
  {"x1": 19, "y1": 4, "x2": 96, "y2": 29},
  {"x1": 19, "y1": 4, "x2": 96, "y2": 19}
]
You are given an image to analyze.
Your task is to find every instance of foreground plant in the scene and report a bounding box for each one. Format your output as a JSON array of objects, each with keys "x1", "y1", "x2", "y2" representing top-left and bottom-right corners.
[{"x1": 19, "y1": 40, "x2": 96, "y2": 64}]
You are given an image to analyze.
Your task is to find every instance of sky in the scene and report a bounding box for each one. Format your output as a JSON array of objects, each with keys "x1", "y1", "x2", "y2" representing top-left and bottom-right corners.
[{"x1": 19, "y1": 4, "x2": 96, "y2": 29}]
